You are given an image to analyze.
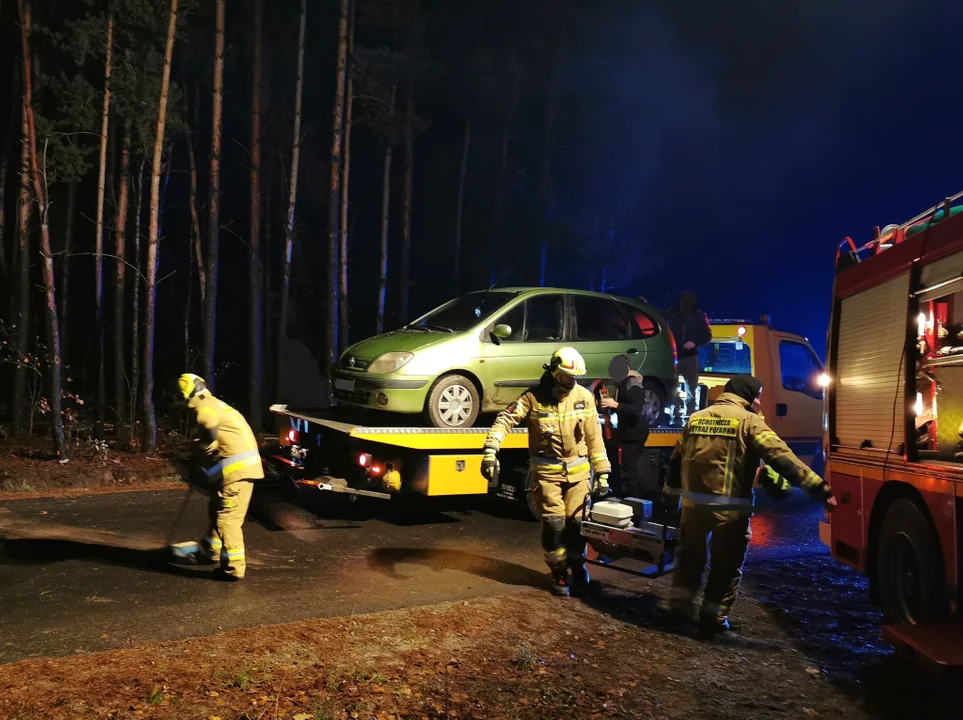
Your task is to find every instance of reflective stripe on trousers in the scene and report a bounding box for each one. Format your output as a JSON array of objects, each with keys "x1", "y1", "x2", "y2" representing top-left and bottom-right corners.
[{"x1": 531, "y1": 456, "x2": 590, "y2": 474}]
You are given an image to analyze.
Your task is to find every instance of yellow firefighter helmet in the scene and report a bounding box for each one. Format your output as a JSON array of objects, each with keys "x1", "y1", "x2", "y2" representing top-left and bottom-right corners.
[
  {"x1": 548, "y1": 347, "x2": 587, "y2": 377},
  {"x1": 178, "y1": 373, "x2": 207, "y2": 400}
]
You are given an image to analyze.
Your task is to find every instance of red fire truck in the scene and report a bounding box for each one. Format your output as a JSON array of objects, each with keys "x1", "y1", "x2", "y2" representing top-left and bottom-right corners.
[{"x1": 823, "y1": 191, "x2": 963, "y2": 668}]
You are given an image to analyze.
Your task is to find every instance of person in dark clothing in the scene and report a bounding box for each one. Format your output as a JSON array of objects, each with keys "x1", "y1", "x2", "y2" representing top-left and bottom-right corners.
[
  {"x1": 664, "y1": 292, "x2": 712, "y2": 418},
  {"x1": 599, "y1": 354, "x2": 652, "y2": 499}
]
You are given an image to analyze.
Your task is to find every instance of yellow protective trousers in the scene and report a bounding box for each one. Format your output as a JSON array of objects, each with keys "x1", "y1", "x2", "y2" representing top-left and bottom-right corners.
[{"x1": 200, "y1": 480, "x2": 254, "y2": 578}]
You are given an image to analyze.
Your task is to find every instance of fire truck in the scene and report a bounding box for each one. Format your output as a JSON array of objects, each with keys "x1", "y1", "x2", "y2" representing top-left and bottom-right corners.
[{"x1": 823, "y1": 191, "x2": 963, "y2": 668}]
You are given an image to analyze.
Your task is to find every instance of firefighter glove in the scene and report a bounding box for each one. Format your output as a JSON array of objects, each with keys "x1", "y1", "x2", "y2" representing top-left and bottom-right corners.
[
  {"x1": 592, "y1": 472, "x2": 612, "y2": 499},
  {"x1": 481, "y1": 447, "x2": 499, "y2": 482},
  {"x1": 661, "y1": 486, "x2": 681, "y2": 512}
]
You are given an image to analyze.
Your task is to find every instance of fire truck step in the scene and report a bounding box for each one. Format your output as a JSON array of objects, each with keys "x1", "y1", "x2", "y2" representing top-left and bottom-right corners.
[{"x1": 882, "y1": 623, "x2": 963, "y2": 670}]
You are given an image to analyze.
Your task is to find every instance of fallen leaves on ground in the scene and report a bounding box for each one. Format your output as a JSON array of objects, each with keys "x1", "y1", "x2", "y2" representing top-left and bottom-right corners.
[{"x1": 0, "y1": 590, "x2": 868, "y2": 719}]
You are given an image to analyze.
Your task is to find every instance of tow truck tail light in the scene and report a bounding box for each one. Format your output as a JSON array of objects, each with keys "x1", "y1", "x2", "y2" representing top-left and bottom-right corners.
[{"x1": 358, "y1": 453, "x2": 372, "y2": 467}]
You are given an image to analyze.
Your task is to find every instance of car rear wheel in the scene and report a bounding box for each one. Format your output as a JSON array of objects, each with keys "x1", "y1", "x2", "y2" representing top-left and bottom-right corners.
[
  {"x1": 641, "y1": 379, "x2": 667, "y2": 427},
  {"x1": 876, "y1": 498, "x2": 946, "y2": 625},
  {"x1": 425, "y1": 374, "x2": 480, "y2": 428}
]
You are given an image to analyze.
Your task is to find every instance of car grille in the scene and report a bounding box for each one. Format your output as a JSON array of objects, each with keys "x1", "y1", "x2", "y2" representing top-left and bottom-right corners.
[
  {"x1": 334, "y1": 388, "x2": 372, "y2": 404},
  {"x1": 339, "y1": 354, "x2": 369, "y2": 370}
]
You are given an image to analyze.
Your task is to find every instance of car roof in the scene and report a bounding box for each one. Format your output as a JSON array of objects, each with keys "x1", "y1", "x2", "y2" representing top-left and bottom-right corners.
[{"x1": 474, "y1": 286, "x2": 655, "y2": 308}]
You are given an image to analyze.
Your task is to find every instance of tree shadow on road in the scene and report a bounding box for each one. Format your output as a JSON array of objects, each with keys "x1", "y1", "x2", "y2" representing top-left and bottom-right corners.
[
  {"x1": 0, "y1": 536, "x2": 212, "y2": 580},
  {"x1": 367, "y1": 547, "x2": 546, "y2": 588}
]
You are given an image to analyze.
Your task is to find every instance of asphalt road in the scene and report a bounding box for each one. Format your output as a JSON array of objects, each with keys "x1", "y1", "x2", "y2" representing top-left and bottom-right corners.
[{"x1": 0, "y1": 483, "x2": 835, "y2": 664}]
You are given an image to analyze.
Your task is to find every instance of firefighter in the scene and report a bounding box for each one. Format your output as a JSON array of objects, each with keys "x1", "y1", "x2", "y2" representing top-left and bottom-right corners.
[
  {"x1": 664, "y1": 292, "x2": 712, "y2": 418},
  {"x1": 662, "y1": 375, "x2": 835, "y2": 633},
  {"x1": 598, "y1": 353, "x2": 651, "y2": 500},
  {"x1": 481, "y1": 347, "x2": 612, "y2": 597},
  {"x1": 177, "y1": 373, "x2": 263, "y2": 582}
]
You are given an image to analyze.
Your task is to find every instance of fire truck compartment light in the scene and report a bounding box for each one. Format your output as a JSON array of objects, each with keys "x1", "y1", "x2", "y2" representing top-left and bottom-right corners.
[
  {"x1": 918, "y1": 312, "x2": 926, "y2": 337},
  {"x1": 737, "y1": 326, "x2": 747, "y2": 337},
  {"x1": 915, "y1": 392, "x2": 924, "y2": 417},
  {"x1": 817, "y1": 373, "x2": 831, "y2": 388},
  {"x1": 286, "y1": 429, "x2": 297, "y2": 443}
]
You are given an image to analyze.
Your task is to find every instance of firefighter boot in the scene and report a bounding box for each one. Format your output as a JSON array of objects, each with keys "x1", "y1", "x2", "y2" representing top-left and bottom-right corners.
[
  {"x1": 543, "y1": 517, "x2": 571, "y2": 596},
  {"x1": 566, "y1": 518, "x2": 598, "y2": 597}
]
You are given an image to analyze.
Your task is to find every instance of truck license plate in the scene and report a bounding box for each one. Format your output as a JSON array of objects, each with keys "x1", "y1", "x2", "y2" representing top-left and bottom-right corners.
[{"x1": 334, "y1": 379, "x2": 355, "y2": 392}]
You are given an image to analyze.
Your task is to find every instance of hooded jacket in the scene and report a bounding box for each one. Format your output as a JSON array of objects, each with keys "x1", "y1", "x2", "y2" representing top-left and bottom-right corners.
[
  {"x1": 664, "y1": 293, "x2": 712, "y2": 360},
  {"x1": 663, "y1": 391, "x2": 827, "y2": 511}
]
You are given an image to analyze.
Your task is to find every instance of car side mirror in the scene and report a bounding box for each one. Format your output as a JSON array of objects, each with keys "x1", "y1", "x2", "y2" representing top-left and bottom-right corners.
[{"x1": 491, "y1": 324, "x2": 512, "y2": 343}]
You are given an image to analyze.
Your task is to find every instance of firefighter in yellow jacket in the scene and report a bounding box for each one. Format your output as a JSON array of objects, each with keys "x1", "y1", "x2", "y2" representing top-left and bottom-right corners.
[
  {"x1": 662, "y1": 375, "x2": 835, "y2": 632},
  {"x1": 481, "y1": 347, "x2": 612, "y2": 597},
  {"x1": 178, "y1": 373, "x2": 263, "y2": 581}
]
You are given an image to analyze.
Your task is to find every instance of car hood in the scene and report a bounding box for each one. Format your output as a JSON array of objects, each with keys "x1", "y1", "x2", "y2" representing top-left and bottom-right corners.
[{"x1": 342, "y1": 329, "x2": 455, "y2": 362}]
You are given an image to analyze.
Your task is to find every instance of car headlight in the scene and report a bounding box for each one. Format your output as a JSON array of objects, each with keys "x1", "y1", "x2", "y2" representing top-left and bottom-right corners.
[{"x1": 367, "y1": 352, "x2": 414, "y2": 374}]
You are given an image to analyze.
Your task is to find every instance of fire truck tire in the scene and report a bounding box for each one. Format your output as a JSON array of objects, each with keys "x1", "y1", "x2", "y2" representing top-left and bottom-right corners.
[
  {"x1": 424, "y1": 374, "x2": 480, "y2": 428},
  {"x1": 876, "y1": 498, "x2": 946, "y2": 625}
]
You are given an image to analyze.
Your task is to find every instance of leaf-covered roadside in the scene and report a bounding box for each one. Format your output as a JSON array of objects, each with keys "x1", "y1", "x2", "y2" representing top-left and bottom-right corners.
[{"x1": 0, "y1": 590, "x2": 867, "y2": 720}]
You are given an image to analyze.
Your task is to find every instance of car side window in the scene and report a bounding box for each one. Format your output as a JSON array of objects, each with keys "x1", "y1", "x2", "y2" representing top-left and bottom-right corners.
[
  {"x1": 573, "y1": 296, "x2": 631, "y2": 342},
  {"x1": 618, "y1": 302, "x2": 659, "y2": 339},
  {"x1": 779, "y1": 340, "x2": 823, "y2": 399},
  {"x1": 496, "y1": 296, "x2": 564, "y2": 343}
]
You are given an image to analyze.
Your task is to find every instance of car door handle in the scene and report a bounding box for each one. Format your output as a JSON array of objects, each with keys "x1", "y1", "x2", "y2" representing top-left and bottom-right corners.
[
  {"x1": 625, "y1": 348, "x2": 639, "y2": 355},
  {"x1": 776, "y1": 403, "x2": 788, "y2": 417}
]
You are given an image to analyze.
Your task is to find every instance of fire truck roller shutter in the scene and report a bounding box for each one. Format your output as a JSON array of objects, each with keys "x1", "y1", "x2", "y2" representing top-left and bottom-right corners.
[{"x1": 835, "y1": 273, "x2": 910, "y2": 451}]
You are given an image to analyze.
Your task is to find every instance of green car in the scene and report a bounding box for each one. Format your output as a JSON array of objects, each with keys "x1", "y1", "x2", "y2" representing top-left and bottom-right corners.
[{"x1": 332, "y1": 288, "x2": 678, "y2": 428}]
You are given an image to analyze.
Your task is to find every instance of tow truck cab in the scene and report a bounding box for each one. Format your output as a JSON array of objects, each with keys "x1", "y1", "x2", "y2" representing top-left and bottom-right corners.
[{"x1": 699, "y1": 320, "x2": 826, "y2": 472}]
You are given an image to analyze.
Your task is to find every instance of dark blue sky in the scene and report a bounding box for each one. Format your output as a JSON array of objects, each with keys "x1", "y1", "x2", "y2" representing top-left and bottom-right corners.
[{"x1": 554, "y1": 0, "x2": 963, "y2": 357}]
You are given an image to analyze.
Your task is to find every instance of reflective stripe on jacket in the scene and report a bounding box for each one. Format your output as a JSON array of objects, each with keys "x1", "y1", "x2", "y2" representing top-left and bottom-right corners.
[
  {"x1": 485, "y1": 375, "x2": 611, "y2": 477},
  {"x1": 663, "y1": 392, "x2": 826, "y2": 510},
  {"x1": 188, "y1": 391, "x2": 265, "y2": 484}
]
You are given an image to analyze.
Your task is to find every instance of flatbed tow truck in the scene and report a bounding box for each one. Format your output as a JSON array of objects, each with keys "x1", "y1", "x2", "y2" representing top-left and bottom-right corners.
[{"x1": 266, "y1": 403, "x2": 685, "y2": 577}]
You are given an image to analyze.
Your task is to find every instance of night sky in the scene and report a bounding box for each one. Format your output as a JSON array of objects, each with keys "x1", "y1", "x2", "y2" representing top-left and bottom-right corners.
[{"x1": 4, "y1": 0, "x2": 963, "y2": 410}]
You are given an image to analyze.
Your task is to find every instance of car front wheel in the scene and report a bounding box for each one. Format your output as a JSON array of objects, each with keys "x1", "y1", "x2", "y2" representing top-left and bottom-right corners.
[{"x1": 425, "y1": 374, "x2": 480, "y2": 428}]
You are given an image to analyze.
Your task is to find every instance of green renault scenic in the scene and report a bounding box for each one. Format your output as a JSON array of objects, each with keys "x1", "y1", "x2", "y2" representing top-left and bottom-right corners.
[{"x1": 332, "y1": 288, "x2": 678, "y2": 428}]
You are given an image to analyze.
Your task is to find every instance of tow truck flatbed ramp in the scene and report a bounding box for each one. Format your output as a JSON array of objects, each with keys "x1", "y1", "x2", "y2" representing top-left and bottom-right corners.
[
  {"x1": 271, "y1": 404, "x2": 682, "y2": 451},
  {"x1": 883, "y1": 624, "x2": 963, "y2": 671}
]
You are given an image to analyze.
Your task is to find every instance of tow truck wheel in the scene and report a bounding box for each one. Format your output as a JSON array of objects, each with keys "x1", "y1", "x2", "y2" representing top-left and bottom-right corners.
[
  {"x1": 425, "y1": 374, "x2": 480, "y2": 428},
  {"x1": 876, "y1": 498, "x2": 946, "y2": 625}
]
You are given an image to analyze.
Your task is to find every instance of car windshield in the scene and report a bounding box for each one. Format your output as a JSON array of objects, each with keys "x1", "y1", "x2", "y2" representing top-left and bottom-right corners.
[{"x1": 407, "y1": 291, "x2": 516, "y2": 333}]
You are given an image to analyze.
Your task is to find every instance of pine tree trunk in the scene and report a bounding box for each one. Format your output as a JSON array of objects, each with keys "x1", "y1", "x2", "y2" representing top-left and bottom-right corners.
[
  {"x1": 453, "y1": 118, "x2": 470, "y2": 295},
  {"x1": 59, "y1": 181, "x2": 77, "y2": 368},
  {"x1": 203, "y1": 0, "x2": 225, "y2": 389},
  {"x1": 326, "y1": 0, "x2": 349, "y2": 376},
  {"x1": 19, "y1": 0, "x2": 65, "y2": 456},
  {"x1": 12, "y1": 78, "x2": 31, "y2": 437},
  {"x1": 186, "y1": 99, "x2": 204, "y2": 306},
  {"x1": 130, "y1": 158, "x2": 144, "y2": 431},
  {"x1": 263, "y1": 163, "x2": 274, "y2": 401},
  {"x1": 338, "y1": 0, "x2": 354, "y2": 352},
  {"x1": 279, "y1": 0, "x2": 305, "y2": 401},
  {"x1": 143, "y1": 0, "x2": 179, "y2": 452},
  {"x1": 248, "y1": 0, "x2": 264, "y2": 430},
  {"x1": 537, "y1": 44, "x2": 561, "y2": 288},
  {"x1": 114, "y1": 123, "x2": 130, "y2": 443},
  {"x1": 398, "y1": 85, "x2": 414, "y2": 326},
  {"x1": 0, "y1": 67, "x2": 16, "y2": 286},
  {"x1": 375, "y1": 85, "x2": 395, "y2": 337},
  {"x1": 93, "y1": 15, "x2": 113, "y2": 440}
]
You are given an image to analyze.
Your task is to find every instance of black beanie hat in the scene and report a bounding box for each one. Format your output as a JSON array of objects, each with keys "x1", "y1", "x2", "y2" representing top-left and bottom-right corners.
[{"x1": 724, "y1": 375, "x2": 763, "y2": 405}]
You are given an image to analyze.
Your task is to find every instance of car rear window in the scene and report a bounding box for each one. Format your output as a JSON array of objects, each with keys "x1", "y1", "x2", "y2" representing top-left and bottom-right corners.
[{"x1": 699, "y1": 340, "x2": 752, "y2": 375}]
